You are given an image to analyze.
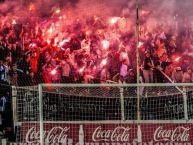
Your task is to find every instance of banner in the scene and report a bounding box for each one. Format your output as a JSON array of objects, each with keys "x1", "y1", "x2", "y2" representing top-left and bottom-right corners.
[
  {"x1": 21, "y1": 123, "x2": 79, "y2": 144},
  {"x1": 20, "y1": 122, "x2": 193, "y2": 144}
]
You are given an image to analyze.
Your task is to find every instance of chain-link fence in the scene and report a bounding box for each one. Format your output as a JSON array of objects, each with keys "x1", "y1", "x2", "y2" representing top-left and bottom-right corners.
[{"x1": 13, "y1": 83, "x2": 193, "y2": 144}]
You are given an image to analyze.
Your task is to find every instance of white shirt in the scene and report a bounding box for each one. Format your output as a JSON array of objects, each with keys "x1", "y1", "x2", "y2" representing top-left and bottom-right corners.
[{"x1": 120, "y1": 64, "x2": 128, "y2": 77}]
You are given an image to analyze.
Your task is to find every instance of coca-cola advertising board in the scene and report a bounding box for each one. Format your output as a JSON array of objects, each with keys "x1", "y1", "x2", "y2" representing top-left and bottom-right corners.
[
  {"x1": 20, "y1": 122, "x2": 193, "y2": 144},
  {"x1": 21, "y1": 123, "x2": 80, "y2": 144}
]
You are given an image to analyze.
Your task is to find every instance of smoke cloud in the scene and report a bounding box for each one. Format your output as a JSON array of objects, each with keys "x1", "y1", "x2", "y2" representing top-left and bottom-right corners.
[
  {"x1": 0, "y1": 0, "x2": 129, "y2": 18},
  {"x1": 140, "y1": 0, "x2": 193, "y2": 32},
  {"x1": 1, "y1": 0, "x2": 193, "y2": 31}
]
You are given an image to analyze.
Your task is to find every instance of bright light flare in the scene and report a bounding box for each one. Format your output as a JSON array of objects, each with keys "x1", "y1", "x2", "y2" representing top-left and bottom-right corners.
[
  {"x1": 47, "y1": 39, "x2": 51, "y2": 45},
  {"x1": 48, "y1": 27, "x2": 53, "y2": 34},
  {"x1": 109, "y1": 17, "x2": 120, "y2": 25},
  {"x1": 59, "y1": 15, "x2": 67, "y2": 20},
  {"x1": 59, "y1": 38, "x2": 71, "y2": 47},
  {"x1": 59, "y1": 16, "x2": 63, "y2": 20},
  {"x1": 174, "y1": 57, "x2": 181, "y2": 62},
  {"x1": 85, "y1": 30, "x2": 91, "y2": 36},
  {"x1": 101, "y1": 59, "x2": 107, "y2": 66},
  {"x1": 101, "y1": 40, "x2": 110, "y2": 50},
  {"x1": 54, "y1": 38, "x2": 59, "y2": 46},
  {"x1": 55, "y1": 9, "x2": 61, "y2": 14},
  {"x1": 79, "y1": 67, "x2": 85, "y2": 73},
  {"x1": 94, "y1": 16, "x2": 99, "y2": 21},
  {"x1": 29, "y1": 43, "x2": 36, "y2": 47},
  {"x1": 138, "y1": 41, "x2": 144, "y2": 48},
  {"x1": 29, "y1": 4, "x2": 35, "y2": 12},
  {"x1": 50, "y1": 69, "x2": 57, "y2": 75},
  {"x1": 12, "y1": 19, "x2": 17, "y2": 25},
  {"x1": 121, "y1": 52, "x2": 128, "y2": 59}
]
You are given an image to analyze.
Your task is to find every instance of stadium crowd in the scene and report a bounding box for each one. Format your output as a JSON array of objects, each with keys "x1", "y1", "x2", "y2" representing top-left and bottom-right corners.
[
  {"x1": 0, "y1": 13, "x2": 193, "y2": 86},
  {"x1": 0, "y1": 1, "x2": 193, "y2": 142}
]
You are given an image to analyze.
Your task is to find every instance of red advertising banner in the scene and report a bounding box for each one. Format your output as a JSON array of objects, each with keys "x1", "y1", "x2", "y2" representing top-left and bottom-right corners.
[
  {"x1": 21, "y1": 123, "x2": 80, "y2": 144},
  {"x1": 84, "y1": 124, "x2": 137, "y2": 143},
  {"x1": 21, "y1": 122, "x2": 193, "y2": 144}
]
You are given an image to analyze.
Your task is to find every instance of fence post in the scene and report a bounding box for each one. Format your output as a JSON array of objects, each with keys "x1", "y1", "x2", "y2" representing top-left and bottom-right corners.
[
  {"x1": 11, "y1": 86, "x2": 17, "y2": 136},
  {"x1": 182, "y1": 88, "x2": 188, "y2": 121},
  {"x1": 38, "y1": 84, "x2": 44, "y2": 145},
  {"x1": 120, "y1": 87, "x2": 125, "y2": 121}
]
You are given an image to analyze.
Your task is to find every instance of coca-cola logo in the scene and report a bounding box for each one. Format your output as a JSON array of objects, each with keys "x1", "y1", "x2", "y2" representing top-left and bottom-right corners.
[
  {"x1": 92, "y1": 126, "x2": 131, "y2": 142},
  {"x1": 25, "y1": 126, "x2": 70, "y2": 144},
  {"x1": 153, "y1": 126, "x2": 190, "y2": 142}
]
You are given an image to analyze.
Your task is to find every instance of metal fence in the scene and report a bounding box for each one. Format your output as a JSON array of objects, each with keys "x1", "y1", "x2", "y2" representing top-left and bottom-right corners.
[{"x1": 11, "y1": 83, "x2": 193, "y2": 145}]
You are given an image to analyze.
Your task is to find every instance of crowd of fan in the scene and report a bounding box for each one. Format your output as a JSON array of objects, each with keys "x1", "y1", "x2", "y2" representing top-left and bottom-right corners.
[
  {"x1": 140, "y1": 22, "x2": 193, "y2": 84},
  {"x1": 0, "y1": 15, "x2": 193, "y2": 87}
]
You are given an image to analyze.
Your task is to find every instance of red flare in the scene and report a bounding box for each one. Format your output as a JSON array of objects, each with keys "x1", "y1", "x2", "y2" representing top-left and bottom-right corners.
[
  {"x1": 101, "y1": 40, "x2": 110, "y2": 50},
  {"x1": 138, "y1": 42, "x2": 144, "y2": 48},
  {"x1": 55, "y1": 9, "x2": 61, "y2": 14},
  {"x1": 109, "y1": 17, "x2": 120, "y2": 25},
  {"x1": 12, "y1": 19, "x2": 17, "y2": 25},
  {"x1": 48, "y1": 27, "x2": 53, "y2": 34},
  {"x1": 79, "y1": 67, "x2": 85, "y2": 73},
  {"x1": 174, "y1": 57, "x2": 181, "y2": 62},
  {"x1": 51, "y1": 69, "x2": 57, "y2": 75},
  {"x1": 29, "y1": 4, "x2": 35, "y2": 12},
  {"x1": 122, "y1": 52, "x2": 128, "y2": 59},
  {"x1": 101, "y1": 59, "x2": 107, "y2": 66},
  {"x1": 47, "y1": 39, "x2": 51, "y2": 45}
]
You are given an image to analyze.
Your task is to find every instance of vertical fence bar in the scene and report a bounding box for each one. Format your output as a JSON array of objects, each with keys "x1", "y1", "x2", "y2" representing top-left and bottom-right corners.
[
  {"x1": 183, "y1": 91, "x2": 188, "y2": 121},
  {"x1": 11, "y1": 86, "x2": 17, "y2": 135},
  {"x1": 38, "y1": 84, "x2": 44, "y2": 145},
  {"x1": 120, "y1": 87, "x2": 125, "y2": 121}
]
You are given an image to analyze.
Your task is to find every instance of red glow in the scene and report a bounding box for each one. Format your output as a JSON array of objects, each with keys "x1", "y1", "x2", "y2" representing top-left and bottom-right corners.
[
  {"x1": 55, "y1": 9, "x2": 61, "y2": 14},
  {"x1": 47, "y1": 39, "x2": 51, "y2": 45},
  {"x1": 12, "y1": 19, "x2": 17, "y2": 25},
  {"x1": 122, "y1": 52, "x2": 128, "y2": 59},
  {"x1": 29, "y1": 4, "x2": 35, "y2": 12},
  {"x1": 85, "y1": 30, "x2": 91, "y2": 36},
  {"x1": 109, "y1": 17, "x2": 120, "y2": 25},
  {"x1": 138, "y1": 42, "x2": 144, "y2": 48},
  {"x1": 79, "y1": 67, "x2": 85, "y2": 73},
  {"x1": 51, "y1": 69, "x2": 57, "y2": 75},
  {"x1": 94, "y1": 16, "x2": 99, "y2": 21},
  {"x1": 101, "y1": 59, "x2": 107, "y2": 66},
  {"x1": 29, "y1": 43, "x2": 36, "y2": 47},
  {"x1": 101, "y1": 40, "x2": 110, "y2": 50},
  {"x1": 54, "y1": 38, "x2": 59, "y2": 46},
  {"x1": 48, "y1": 27, "x2": 53, "y2": 34},
  {"x1": 174, "y1": 57, "x2": 181, "y2": 62},
  {"x1": 59, "y1": 38, "x2": 71, "y2": 47}
]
